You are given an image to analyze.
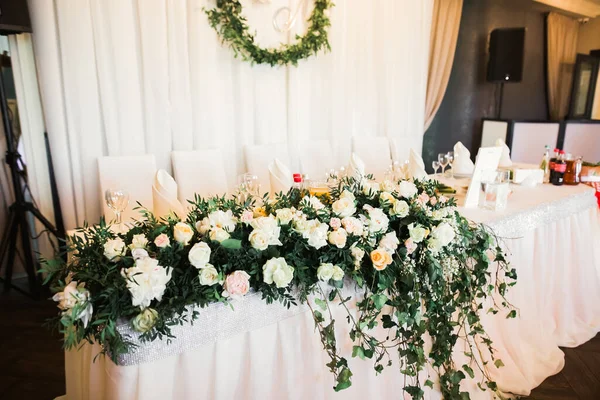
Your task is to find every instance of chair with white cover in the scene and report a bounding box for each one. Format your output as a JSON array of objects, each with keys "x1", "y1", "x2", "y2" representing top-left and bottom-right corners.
[
  {"x1": 171, "y1": 149, "x2": 229, "y2": 208},
  {"x1": 153, "y1": 170, "x2": 185, "y2": 219},
  {"x1": 244, "y1": 143, "x2": 291, "y2": 194},
  {"x1": 351, "y1": 136, "x2": 393, "y2": 180},
  {"x1": 509, "y1": 122, "x2": 560, "y2": 164},
  {"x1": 98, "y1": 155, "x2": 156, "y2": 223},
  {"x1": 297, "y1": 139, "x2": 336, "y2": 181}
]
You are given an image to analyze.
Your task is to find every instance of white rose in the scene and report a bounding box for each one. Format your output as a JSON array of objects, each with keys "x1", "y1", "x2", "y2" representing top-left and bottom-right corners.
[
  {"x1": 198, "y1": 264, "x2": 219, "y2": 286},
  {"x1": 332, "y1": 265, "x2": 345, "y2": 281},
  {"x1": 379, "y1": 191, "x2": 395, "y2": 204},
  {"x1": 379, "y1": 231, "x2": 400, "y2": 253},
  {"x1": 262, "y1": 257, "x2": 294, "y2": 288},
  {"x1": 429, "y1": 222, "x2": 455, "y2": 249},
  {"x1": 408, "y1": 223, "x2": 429, "y2": 243},
  {"x1": 207, "y1": 210, "x2": 237, "y2": 232},
  {"x1": 328, "y1": 228, "x2": 347, "y2": 248},
  {"x1": 332, "y1": 197, "x2": 356, "y2": 218},
  {"x1": 391, "y1": 199, "x2": 410, "y2": 218},
  {"x1": 302, "y1": 195, "x2": 325, "y2": 210},
  {"x1": 365, "y1": 207, "x2": 389, "y2": 233},
  {"x1": 398, "y1": 181, "x2": 418, "y2": 198},
  {"x1": 195, "y1": 218, "x2": 211, "y2": 235},
  {"x1": 104, "y1": 238, "x2": 126, "y2": 261},
  {"x1": 240, "y1": 210, "x2": 254, "y2": 225},
  {"x1": 317, "y1": 263, "x2": 335, "y2": 281},
  {"x1": 339, "y1": 190, "x2": 355, "y2": 202},
  {"x1": 275, "y1": 208, "x2": 294, "y2": 225},
  {"x1": 303, "y1": 220, "x2": 329, "y2": 249},
  {"x1": 341, "y1": 217, "x2": 364, "y2": 236},
  {"x1": 121, "y1": 257, "x2": 172, "y2": 309},
  {"x1": 249, "y1": 229, "x2": 270, "y2": 251},
  {"x1": 188, "y1": 242, "x2": 212, "y2": 268},
  {"x1": 154, "y1": 233, "x2": 170, "y2": 248},
  {"x1": 209, "y1": 228, "x2": 230, "y2": 243},
  {"x1": 427, "y1": 238, "x2": 443, "y2": 253},
  {"x1": 52, "y1": 281, "x2": 93, "y2": 328},
  {"x1": 293, "y1": 217, "x2": 311, "y2": 235},
  {"x1": 432, "y1": 209, "x2": 448, "y2": 221},
  {"x1": 362, "y1": 181, "x2": 380, "y2": 197},
  {"x1": 351, "y1": 246, "x2": 365, "y2": 267},
  {"x1": 131, "y1": 248, "x2": 149, "y2": 260},
  {"x1": 129, "y1": 234, "x2": 148, "y2": 250},
  {"x1": 250, "y1": 216, "x2": 283, "y2": 247},
  {"x1": 174, "y1": 222, "x2": 194, "y2": 245}
]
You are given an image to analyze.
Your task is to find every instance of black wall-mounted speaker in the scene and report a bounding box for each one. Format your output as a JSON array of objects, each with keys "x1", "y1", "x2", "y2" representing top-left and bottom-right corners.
[
  {"x1": 0, "y1": 0, "x2": 32, "y2": 35},
  {"x1": 487, "y1": 28, "x2": 526, "y2": 83}
]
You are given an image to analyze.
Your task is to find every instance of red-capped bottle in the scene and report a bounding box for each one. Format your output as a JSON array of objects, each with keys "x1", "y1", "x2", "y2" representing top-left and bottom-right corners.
[
  {"x1": 551, "y1": 150, "x2": 566, "y2": 186},
  {"x1": 292, "y1": 173, "x2": 303, "y2": 190},
  {"x1": 549, "y1": 148, "x2": 559, "y2": 184}
]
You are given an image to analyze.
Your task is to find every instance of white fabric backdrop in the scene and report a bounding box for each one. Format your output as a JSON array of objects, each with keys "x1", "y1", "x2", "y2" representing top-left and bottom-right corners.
[{"x1": 27, "y1": 0, "x2": 433, "y2": 230}]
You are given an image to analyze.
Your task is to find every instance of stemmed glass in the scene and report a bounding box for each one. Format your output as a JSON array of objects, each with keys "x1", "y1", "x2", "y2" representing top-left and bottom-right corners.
[
  {"x1": 237, "y1": 173, "x2": 261, "y2": 201},
  {"x1": 432, "y1": 161, "x2": 440, "y2": 176},
  {"x1": 438, "y1": 153, "x2": 449, "y2": 176},
  {"x1": 446, "y1": 151, "x2": 454, "y2": 178},
  {"x1": 105, "y1": 189, "x2": 129, "y2": 225}
]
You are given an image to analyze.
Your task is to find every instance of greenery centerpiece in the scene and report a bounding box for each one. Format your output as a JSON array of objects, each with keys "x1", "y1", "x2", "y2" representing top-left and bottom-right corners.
[
  {"x1": 205, "y1": 0, "x2": 333, "y2": 66},
  {"x1": 43, "y1": 176, "x2": 516, "y2": 399}
]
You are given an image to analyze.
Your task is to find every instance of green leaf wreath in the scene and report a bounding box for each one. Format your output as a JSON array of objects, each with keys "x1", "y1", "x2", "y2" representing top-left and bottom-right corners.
[
  {"x1": 43, "y1": 176, "x2": 517, "y2": 399},
  {"x1": 205, "y1": 0, "x2": 333, "y2": 66}
]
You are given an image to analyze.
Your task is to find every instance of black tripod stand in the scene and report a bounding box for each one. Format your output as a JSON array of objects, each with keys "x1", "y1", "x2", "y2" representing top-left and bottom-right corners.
[{"x1": 0, "y1": 53, "x2": 61, "y2": 299}]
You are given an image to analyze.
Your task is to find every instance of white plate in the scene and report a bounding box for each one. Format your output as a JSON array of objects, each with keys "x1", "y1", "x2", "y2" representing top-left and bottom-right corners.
[{"x1": 451, "y1": 172, "x2": 473, "y2": 179}]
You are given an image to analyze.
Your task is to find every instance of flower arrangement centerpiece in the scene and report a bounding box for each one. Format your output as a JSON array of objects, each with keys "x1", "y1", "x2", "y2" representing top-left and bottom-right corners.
[{"x1": 43, "y1": 176, "x2": 516, "y2": 398}]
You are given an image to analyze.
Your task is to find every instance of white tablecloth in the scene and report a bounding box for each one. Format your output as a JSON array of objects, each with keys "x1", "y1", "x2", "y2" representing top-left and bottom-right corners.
[{"x1": 62, "y1": 184, "x2": 600, "y2": 400}]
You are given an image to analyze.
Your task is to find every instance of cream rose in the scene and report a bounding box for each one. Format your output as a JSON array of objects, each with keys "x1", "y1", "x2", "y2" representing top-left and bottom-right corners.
[
  {"x1": 188, "y1": 242, "x2": 211, "y2": 268},
  {"x1": 131, "y1": 248, "x2": 149, "y2": 260},
  {"x1": 379, "y1": 191, "x2": 395, "y2": 205},
  {"x1": 195, "y1": 218, "x2": 211, "y2": 235},
  {"x1": 405, "y1": 238, "x2": 418, "y2": 255},
  {"x1": 249, "y1": 229, "x2": 270, "y2": 251},
  {"x1": 398, "y1": 181, "x2": 418, "y2": 198},
  {"x1": 263, "y1": 257, "x2": 294, "y2": 288},
  {"x1": 103, "y1": 238, "x2": 126, "y2": 261},
  {"x1": 332, "y1": 197, "x2": 356, "y2": 218},
  {"x1": 328, "y1": 228, "x2": 347, "y2": 248},
  {"x1": 428, "y1": 222, "x2": 456, "y2": 252},
  {"x1": 379, "y1": 231, "x2": 400, "y2": 253},
  {"x1": 132, "y1": 308, "x2": 158, "y2": 333},
  {"x1": 370, "y1": 248, "x2": 393, "y2": 271},
  {"x1": 154, "y1": 233, "x2": 170, "y2": 248},
  {"x1": 240, "y1": 210, "x2": 254, "y2": 225},
  {"x1": 391, "y1": 199, "x2": 410, "y2": 218},
  {"x1": 174, "y1": 222, "x2": 194, "y2": 245},
  {"x1": 331, "y1": 265, "x2": 345, "y2": 281},
  {"x1": 121, "y1": 257, "x2": 172, "y2": 309},
  {"x1": 223, "y1": 270, "x2": 251, "y2": 298},
  {"x1": 317, "y1": 263, "x2": 335, "y2": 281},
  {"x1": 341, "y1": 217, "x2": 364, "y2": 236},
  {"x1": 381, "y1": 180, "x2": 397, "y2": 193},
  {"x1": 408, "y1": 223, "x2": 429, "y2": 243},
  {"x1": 198, "y1": 264, "x2": 219, "y2": 286},
  {"x1": 275, "y1": 208, "x2": 294, "y2": 225},
  {"x1": 339, "y1": 190, "x2": 356, "y2": 202},
  {"x1": 209, "y1": 228, "x2": 230, "y2": 243},
  {"x1": 207, "y1": 210, "x2": 237, "y2": 232},
  {"x1": 364, "y1": 206, "x2": 389, "y2": 233},
  {"x1": 303, "y1": 220, "x2": 329, "y2": 249},
  {"x1": 129, "y1": 234, "x2": 148, "y2": 250}
]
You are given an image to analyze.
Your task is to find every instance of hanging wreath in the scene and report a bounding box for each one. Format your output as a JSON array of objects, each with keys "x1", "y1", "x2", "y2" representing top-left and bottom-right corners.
[{"x1": 205, "y1": 0, "x2": 333, "y2": 66}]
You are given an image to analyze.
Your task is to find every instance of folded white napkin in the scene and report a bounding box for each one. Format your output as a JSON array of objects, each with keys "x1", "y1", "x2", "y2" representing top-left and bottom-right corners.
[
  {"x1": 408, "y1": 149, "x2": 428, "y2": 180},
  {"x1": 153, "y1": 170, "x2": 185, "y2": 219},
  {"x1": 349, "y1": 152, "x2": 366, "y2": 179},
  {"x1": 453, "y1": 141, "x2": 475, "y2": 175},
  {"x1": 269, "y1": 158, "x2": 293, "y2": 193},
  {"x1": 495, "y1": 138, "x2": 513, "y2": 168}
]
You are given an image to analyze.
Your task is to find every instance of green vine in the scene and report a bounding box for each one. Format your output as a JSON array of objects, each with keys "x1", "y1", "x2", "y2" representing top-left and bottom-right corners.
[{"x1": 205, "y1": 0, "x2": 333, "y2": 66}]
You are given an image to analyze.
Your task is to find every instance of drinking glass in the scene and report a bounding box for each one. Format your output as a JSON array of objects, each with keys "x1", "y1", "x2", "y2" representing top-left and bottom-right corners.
[
  {"x1": 105, "y1": 189, "x2": 129, "y2": 224},
  {"x1": 446, "y1": 151, "x2": 454, "y2": 178},
  {"x1": 309, "y1": 180, "x2": 330, "y2": 198},
  {"x1": 432, "y1": 161, "x2": 440, "y2": 176},
  {"x1": 237, "y1": 173, "x2": 261, "y2": 200},
  {"x1": 438, "y1": 153, "x2": 449, "y2": 176},
  {"x1": 480, "y1": 170, "x2": 510, "y2": 211}
]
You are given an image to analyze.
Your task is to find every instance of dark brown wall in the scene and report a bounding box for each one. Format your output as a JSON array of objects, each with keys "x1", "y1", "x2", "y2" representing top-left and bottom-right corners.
[{"x1": 423, "y1": 0, "x2": 548, "y2": 169}]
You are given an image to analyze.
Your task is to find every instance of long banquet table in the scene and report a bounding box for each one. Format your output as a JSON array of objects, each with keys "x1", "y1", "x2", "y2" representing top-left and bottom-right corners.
[{"x1": 62, "y1": 183, "x2": 600, "y2": 400}]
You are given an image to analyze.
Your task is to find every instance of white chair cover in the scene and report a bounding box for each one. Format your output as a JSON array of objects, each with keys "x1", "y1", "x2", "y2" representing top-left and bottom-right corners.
[
  {"x1": 153, "y1": 170, "x2": 185, "y2": 219},
  {"x1": 244, "y1": 143, "x2": 291, "y2": 194},
  {"x1": 97, "y1": 155, "x2": 156, "y2": 223},
  {"x1": 297, "y1": 139, "x2": 335, "y2": 181},
  {"x1": 351, "y1": 136, "x2": 392, "y2": 181},
  {"x1": 268, "y1": 158, "x2": 293, "y2": 194},
  {"x1": 408, "y1": 149, "x2": 428, "y2": 180},
  {"x1": 171, "y1": 149, "x2": 228, "y2": 207}
]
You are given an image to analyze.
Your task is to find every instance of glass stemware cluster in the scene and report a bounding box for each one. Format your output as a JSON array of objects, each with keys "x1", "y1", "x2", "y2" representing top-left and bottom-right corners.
[
  {"x1": 432, "y1": 151, "x2": 454, "y2": 178},
  {"x1": 105, "y1": 189, "x2": 129, "y2": 224},
  {"x1": 237, "y1": 173, "x2": 261, "y2": 202}
]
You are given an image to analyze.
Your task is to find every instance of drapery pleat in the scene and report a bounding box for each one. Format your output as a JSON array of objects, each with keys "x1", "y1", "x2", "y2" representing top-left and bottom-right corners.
[
  {"x1": 27, "y1": 0, "x2": 433, "y2": 229},
  {"x1": 423, "y1": 0, "x2": 462, "y2": 131},
  {"x1": 546, "y1": 12, "x2": 580, "y2": 121}
]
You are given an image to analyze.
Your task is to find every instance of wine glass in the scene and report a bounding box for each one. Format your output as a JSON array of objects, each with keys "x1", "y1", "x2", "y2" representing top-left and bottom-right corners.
[
  {"x1": 432, "y1": 161, "x2": 440, "y2": 176},
  {"x1": 105, "y1": 189, "x2": 129, "y2": 225},
  {"x1": 438, "y1": 153, "x2": 449, "y2": 176},
  {"x1": 446, "y1": 151, "x2": 454, "y2": 178}
]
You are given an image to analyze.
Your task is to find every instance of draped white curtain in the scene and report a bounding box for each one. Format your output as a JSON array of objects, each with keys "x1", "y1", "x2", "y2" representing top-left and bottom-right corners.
[{"x1": 27, "y1": 0, "x2": 433, "y2": 230}]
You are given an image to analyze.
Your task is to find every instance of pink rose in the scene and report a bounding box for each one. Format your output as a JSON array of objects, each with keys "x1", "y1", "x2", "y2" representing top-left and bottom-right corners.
[
  {"x1": 329, "y1": 217, "x2": 341, "y2": 230},
  {"x1": 417, "y1": 193, "x2": 430, "y2": 205},
  {"x1": 223, "y1": 270, "x2": 250, "y2": 298},
  {"x1": 429, "y1": 196, "x2": 437, "y2": 206},
  {"x1": 154, "y1": 233, "x2": 170, "y2": 248},
  {"x1": 439, "y1": 195, "x2": 448, "y2": 204},
  {"x1": 240, "y1": 210, "x2": 254, "y2": 225},
  {"x1": 405, "y1": 238, "x2": 417, "y2": 255}
]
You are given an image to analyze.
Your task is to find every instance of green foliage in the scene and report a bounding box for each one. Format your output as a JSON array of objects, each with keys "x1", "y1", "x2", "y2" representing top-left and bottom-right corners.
[
  {"x1": 43, "y1": 176, "x2": 517, "y2": 398},
  {"x1": 205, "y1": 0, "x2": 333, "y2": 66}
]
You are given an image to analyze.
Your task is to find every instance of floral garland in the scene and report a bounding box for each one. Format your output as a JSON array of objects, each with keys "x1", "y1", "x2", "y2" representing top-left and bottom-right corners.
[
  {"x1": 43, "y1": 177, "x2": 517, "y2": 398},
  {"x1": 205, "y1": 0, "x2": 333, "y2": 66}
]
